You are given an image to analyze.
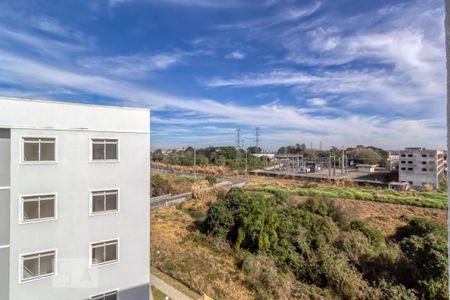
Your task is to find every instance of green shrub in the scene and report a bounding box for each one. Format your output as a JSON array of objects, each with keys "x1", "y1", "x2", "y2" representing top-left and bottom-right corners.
[
  {"x1": 376, "y1": 279, "x2": 417, "y2": 300},
  {"x1": 204, "y1": 175, "x2": 218, "y2": 185},
  {"x1": 350, "y1": 220, "x2": 384, "y2": 249}
]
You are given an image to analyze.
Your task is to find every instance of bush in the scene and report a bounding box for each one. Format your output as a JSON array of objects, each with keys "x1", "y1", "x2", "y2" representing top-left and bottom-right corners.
[
  {"x1": 350, "y1": 220, "x2": 384, "y2": 249},
  {"x1": 203, "y1": 189, "x2": 448, "y2": 299},
  {"x1": 204, "y1": 175, "x2": 218, "y2": 185},
  {"x1": 151, "y1": 174, "x2": 170, "y2": 197},
  {"x1": 376, "y1": 279, "x2": 416, "y2": 300}
]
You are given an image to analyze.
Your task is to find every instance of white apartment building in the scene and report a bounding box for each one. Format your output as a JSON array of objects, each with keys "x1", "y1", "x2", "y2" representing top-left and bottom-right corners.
[
  {"x1": 0, "y1": 97, "x2": 150, "y2": 300},
  {"x1": 399, "y1": 147, "x2": 445, "y2": 189}
]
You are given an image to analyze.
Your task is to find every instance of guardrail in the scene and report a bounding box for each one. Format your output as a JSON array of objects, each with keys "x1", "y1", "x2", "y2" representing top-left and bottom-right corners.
[{"x1": 150, "y1": 180, "x2": 247, "y2": 210}]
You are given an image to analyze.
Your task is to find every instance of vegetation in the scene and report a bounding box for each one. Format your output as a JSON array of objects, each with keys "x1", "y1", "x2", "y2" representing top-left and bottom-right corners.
[
  {"x1": 150, "y1": 173, "x2": 193, "y2": 197},
  {"x1": 203, "y1": 188, "x2": 448, "y2": 299},
  {"x1": 253, "y1": 185, "x2": 447, "y2": 209},
  {"x1": 152, "y1": 146, "x2": 268, "y2": 171},
  {"x1": 276, "y1": 144, "x2": 388, "y2": 167}
]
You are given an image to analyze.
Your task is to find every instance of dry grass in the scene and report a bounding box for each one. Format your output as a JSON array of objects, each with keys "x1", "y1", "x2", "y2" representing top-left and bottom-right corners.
[
  {"x1": 153, "y1": 162, "x2": 233, "y2": 176},
  {"x1": 151, "y1": 203, "x2": 255, "y2": 300},
  {"x1": 292, "y1": 195, "x2": 447, "y2": 236}
]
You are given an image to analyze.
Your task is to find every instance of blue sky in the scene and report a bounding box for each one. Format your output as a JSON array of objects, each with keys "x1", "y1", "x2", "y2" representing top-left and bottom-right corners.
[{"x1": 0, "y1": 0, "x2": 445, "y2": 150}]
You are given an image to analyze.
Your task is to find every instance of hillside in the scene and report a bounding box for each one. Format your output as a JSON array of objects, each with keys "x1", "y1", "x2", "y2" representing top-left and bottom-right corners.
[{"x1": 150, "y1": 179, "x2": 448, "y2": 300}]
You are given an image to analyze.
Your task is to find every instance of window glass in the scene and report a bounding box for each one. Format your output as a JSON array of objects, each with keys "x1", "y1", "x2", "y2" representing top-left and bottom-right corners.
[
  {"x1": 40, "y1": 142, "x2": 55, "y2": 161},
  {"x1": 105, "y1": 193, "x2": 118, "y2": 211},
  {"x1": 22, "y1": 195, "x2": 55, "y2": 222},
  {"x1": 92, "y1": 191, "x2": 118, "y2": 214},
  {"x1": 23, "y1": 200, "x2": 39, "y2": 220},
  {"x1": 92, "y1": 245, "x2": 105, "y2": 264},
  {"x1": 105, "y1": 292, "x2": 118, "y2": 300},
  {"x1": 40, "y1": 198, "x2": 55, "y2": 219},
  {"x1": 22, "y1": 251, "x2": 55, "y2": 281},
  {"x1": 23, "y1": 256, "x2": 39, "y2": 279},
  {"x1": 93, "y1": 143, "x2": 105, "y2": 160},
  {"x1": 106, "y1": 143, "x2": 118, "y2": 160},
  {"x1": 24, "y1": 142, "x2": 39, "y2": 161},
  {"x1": 92, "y1": 194, "x2": 105, "y2": 213},
  {"x1": 105, "y1": 243, "x2": 117, "y2": 261},
  {"x1": 91, "y1": 291, "x2": 118, "y2": 300},
  {"x1": 39, "y1": 254, "x2": 54, "y2": 275},
  {"x1": 92, "y1": 139, "x2": 118, "y2": 161},
  {"x1": 91, "y1": 240, "x2": 118, "y2": 265}
]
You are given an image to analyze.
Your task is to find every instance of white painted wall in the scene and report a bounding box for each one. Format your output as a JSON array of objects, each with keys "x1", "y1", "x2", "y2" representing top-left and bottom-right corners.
[{"x1": 2, "y1": 99, "x2": 150, "y2": 300}]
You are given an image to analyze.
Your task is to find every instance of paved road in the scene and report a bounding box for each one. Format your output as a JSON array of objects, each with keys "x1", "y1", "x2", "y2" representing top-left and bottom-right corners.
[
  {"x1": 150, "y1": 273, "x2": 193, "y2": 300},
  {"x1": 150, "y1": 177, "x2": 247, "y2": 210}
]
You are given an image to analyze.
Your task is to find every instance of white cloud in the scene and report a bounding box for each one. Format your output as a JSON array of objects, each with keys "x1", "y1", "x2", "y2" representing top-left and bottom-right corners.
[
  {"x1": 33, "y1": 17, "x2": 71, "y2": 37},
  {"x1": 225, "y1": 50, "x2": 245, "y2": 60},
  {"x1": 205, "y1": 70, "x2": 319, "y2": 87},
  {"x1": 216, "y1": 2, "x2": 321, "y2": 30},
  {"x1": 76, "y1": 53, "x2": 182, "y2": 77},
  {"x1": 307, "y1": 98, "x2": 326, "y2": 106}
]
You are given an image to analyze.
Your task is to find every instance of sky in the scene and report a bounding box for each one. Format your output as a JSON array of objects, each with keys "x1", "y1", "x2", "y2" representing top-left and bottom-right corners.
[{"x1": 0, "y1": 0, "x2": 446, "y2": 151}]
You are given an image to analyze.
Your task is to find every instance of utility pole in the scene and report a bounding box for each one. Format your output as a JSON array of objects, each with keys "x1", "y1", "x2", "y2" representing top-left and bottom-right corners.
[
  {"x1": 341, "y1": 146, "x2": 345, "y2": 175},
  {"x1": 236, "y1": 128, "x2": 241, "y2": 162},
  {"x1": 193, "y1": 148, "x2": 197, "y2": 182},
  {"x1": 242, "y1": 138, "x2": 249, "y2": 181},
  {"x1": 255, "y1": 127, "x2": 260, "y2": 153}
]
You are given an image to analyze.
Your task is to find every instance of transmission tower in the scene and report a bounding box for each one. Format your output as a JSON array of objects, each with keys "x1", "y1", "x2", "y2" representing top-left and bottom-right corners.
[
  {"x1": 236, "y1": 129, "x2": 241, "y2": 162},
  {"x1": 255, "y1": 127, "x2": 260, "y2": 153}
]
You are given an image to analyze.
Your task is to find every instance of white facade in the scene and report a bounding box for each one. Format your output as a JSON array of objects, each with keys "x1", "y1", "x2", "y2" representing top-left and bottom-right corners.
[
  {"x1": 0, "y1": 97, "x2": 150, "y2": 300},
  {"x1": 399, "y1": 147, "x2": 445, "y2": 189}
]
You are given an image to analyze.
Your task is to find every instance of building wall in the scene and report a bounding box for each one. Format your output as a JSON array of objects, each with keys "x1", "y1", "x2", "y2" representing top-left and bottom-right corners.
[
  {"x1": 4, "y1": 99, "x2": 150, "y2": 300},
  {"x1": 0, "y1": 129, "x2": 11, "y2": 300},
  {"x1": 399, "y1": 150, "x2": 444, "y2": 188}
]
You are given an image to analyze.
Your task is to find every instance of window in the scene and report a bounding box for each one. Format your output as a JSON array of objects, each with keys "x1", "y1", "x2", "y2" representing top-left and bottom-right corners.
[
  {"x1": 91, "y1": 190, "x2": 118, "y2": 214},
  {"x1": 91, "y1": 240, "x2": 118, "y2": 266},
  {"x1": 22, "y1": 137, "x2": 55, "y2": 162},
  {"x1": 401, "y1": 154, "x2": 406, "y2": 157},
  {"x1": 422, "y1": 161, "x2": 427, "y2": 164},
  {"x1": 408, "y1": 154, "x2": 413, "y2": 157},
  {"x1": 21, "y1": 250, "x2": 56, "y2": 281},
  {"x1": 401, "y1": 167, "x2": 406, "y2": 170},
  {"x1": 21, "y1": 194, "x2": 56, "y2": 223},
  {"x1": 408, "y1": 161, "x2": 413, "y2": 164},
  {"x1": 422, "y1": 168, "x2": 427, "y2": 172},
  {"x1": 422, "y1": 154, "x2": 427, "y2": 158},
  {"x1": 401, "y1": 161, "x2": 406, "y2": 164},
  {"x1": 429, "y1": 168, "x2": 435, "y2": 172},
  {"x1": 408, "y1": 168, "x2": 413, "y2": 171},
  {"x1": 92, "y1": 139, "x2": 118, "y2": 161},
  {"x1": 91, "y1": 290, "x2": 118, "y2": 300}
]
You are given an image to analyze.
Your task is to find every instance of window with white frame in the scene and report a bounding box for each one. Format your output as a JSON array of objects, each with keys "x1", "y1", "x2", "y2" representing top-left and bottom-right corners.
[
  {"x1": 92, "y1": 139, "x2": 118, "y2": 161},
  {"x1": 21, "y1": 194, "x2": 56, "y2": 222},
  {"x1": 91, "y1": 290, "x2": 118, "y2": 300},
  {"x1": 21, "y1": 250, "x2": 56, "y2": 281},
  {"x1": 91, "y1": 240, "x2": 118, "y2": 266},
  {"x1": 91, "y1": 190, "x2": 118, "y2": 214},
  {"x1": 23, "y1": 137, "x2": 55, "y2": 162}
]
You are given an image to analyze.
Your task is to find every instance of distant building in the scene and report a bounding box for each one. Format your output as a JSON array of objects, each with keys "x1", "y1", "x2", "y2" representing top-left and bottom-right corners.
[
  {"x1": 399, "y1": 147, "x2": 445, "y2": 189},
  {"x1": 253, "y1": 153, "x2": 275, "y2": 160},
  {"x1": 356, "y1": 164, "x2": 377, "y2": 173},
  {"x1": 387, "y1": 151, "x2": 400, "y2": 170}
]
